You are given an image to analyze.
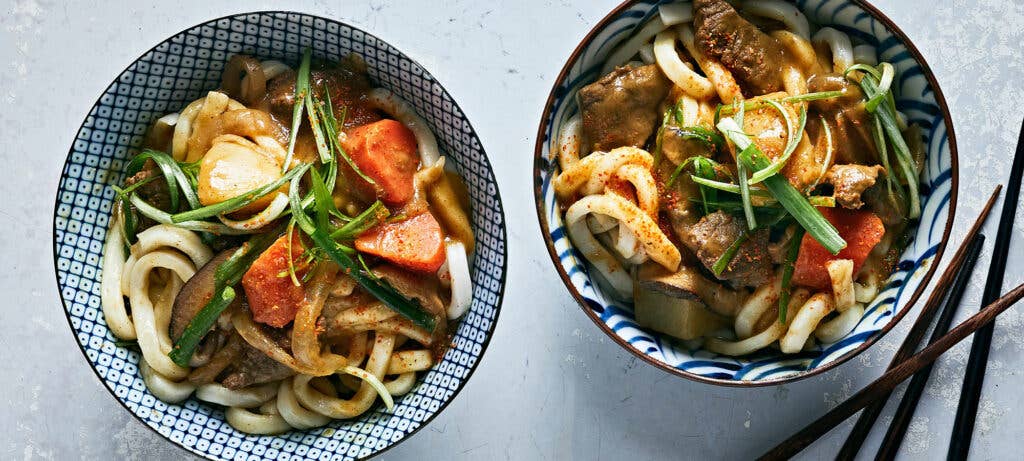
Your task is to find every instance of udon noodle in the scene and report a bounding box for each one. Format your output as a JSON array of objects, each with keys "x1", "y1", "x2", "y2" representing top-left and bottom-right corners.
[
  {"x1": 554, "y1": 0, "x2": 920, "y2": 356},
  {"x1": 102, "y1": 51, "x2": 474, "y2": 434}
]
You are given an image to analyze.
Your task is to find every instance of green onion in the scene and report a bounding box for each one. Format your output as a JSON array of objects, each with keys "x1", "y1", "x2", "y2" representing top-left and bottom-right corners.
[
  {"x1": 854, "y1": 68, "x2": 921, "y2": 218},
  {"x1": 865, "y1": 62, "x2": 894, "y2": 113},
  {"x1": 719, "y1": 117, "x2": 847, "y2": 254},
  {"x1": 308, "y1": 168, "x2": 340, "y2": 230},
  {"x1": 314, "y1": 89, "x2": 375, "y2": 188},
  {"x1": 748, "y1": 102, "x2": 807, "y2": 184},
  {"x1": 127, "y1": 149, "x2": 201, "y2": 211},
  {"x1": 652, "y1": 104, "x2": 675, "y2": 164},
  {"x1": 130, "y1": 195, "x2": 252, "y2": 235},
  {"x1": 810, "y1": 115, "x2": 834, "y2": 192},
  {"x1": 169, "y1": 287, "x2": 236, "y2": 366},
  {"x1": 169, "y1": 164, "x2": 307, "y2": 223},
  {"x1": 809, "y1": 196, "x2": 836, "y2": 207},
  {"x1": 282, "y1": 48, "x2": 312, "y2": 173},
  {"x1": 778, "y1": 227, "x2": 805, "y2": 323},
  {"x1": 285, "y1": 218, "x2": 301, "y2": 286},
  {"x1": 666, "y1": 126, "x2": 726, "y2": 152},
  {"x1": 689, "y1": 176, "x2": 772, "y2": 196},
  {"x1": 712, "y1": 230, "x2": 750, "y2": 276},
  {"x1": 331, "y1": 200, "x2": 388, "y2": 240},
  {"x1": 113, "y1": 339, "x2": 139, "y2": 349},
  {"x1": 781, "y1": 90, "x2": 846, "y2": 103},
  {"x1": 288, "y1": 175, "x2": 435, "y2": 331},
  {"x1": 735, "y1": 146, "x2": 757, "y2": 230},
  {"x1": 843, "y1": 63, "x2": 882, "y2": 80},
  {"x1": 305, "y1": 89, "x2": 332, "y2": 164}
]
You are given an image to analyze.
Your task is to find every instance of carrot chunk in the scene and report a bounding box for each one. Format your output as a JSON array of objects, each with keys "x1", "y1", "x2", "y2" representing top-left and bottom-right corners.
[
  {"x1": 355, "y1": 212, "x2": 447, "y2": 273},
  {"x1": 340, "y1": 119, "x2": 420, "y2": 206},
  {"x1": 792, "y1": 207, "x2": 885, "y2": 290},
  {"x1": 241, "y1": 233, "x2": 309, "y2": 327}
]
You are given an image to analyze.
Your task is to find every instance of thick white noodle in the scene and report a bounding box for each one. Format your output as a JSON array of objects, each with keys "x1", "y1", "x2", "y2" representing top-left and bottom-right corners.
[
  {"x1": 386, "y1": 350, "x2": 434, "y2": 374},
  {"x1": 854, "y1": 271, "x2": 880, "y2": 304},
  {"x1": 196, "y1": 382, "x2": 278, "y2": 408},
  {"x1": 383, "y1": 372, "x2": 417, "y2": 396},
  {"x1": 294, "y1": 334, "x2": 395, "y2": 418},
  {"x1": 333, "y1": 303, "x2": 397, "y2": 328},
  {"x1": 653, "y1": 30, "x2": 716, "y2": 100},
  {"x1": 276, "y1": 377, "x2": 331, "y2": 430},
  {"x1": 658, "y1": 2, "x2": 694, "y2": 26},
  {"x1": 812, "y1": 27, "x2": 854, "y2": 73},
  {"x1": 225, "y1": 405, "x2": 291, "y2": 435},
  {"x1": 157, "y1": 112, "x2": 179, "y2": 127},
  {"x1": 442, "y1": 240, "x2": 473, "y2": 319},
  {"x1": 613, "y1": 163, "x2": 660, "y2": 219},
  {"x1": 733, "y1": 279, "x2": 781, "y2": 338},
  {"x1": 217, "y1": 192, "x2": 290, "y2": 230},
  {"x1": 706, "y1": 322, "x2": 786, "y2": 356},
  {"x1": 565, "y1": 194, "x2": 681, "y2": 271},
  {"x1": 581, "y1": 147, "x2": 654, "y2": 196},
  {"x1": 677, "y1": 25, "x2": 741, "y2": 103},
  {"x1": 826, "y1": 259, "x2": 856, "y2": 312},
  {"x1": 742, "y1": 0, "x2": 810, "y2": 40},
  {"x1": 133, "y1": 224, "x2": 213, "y2": 268},
  {"x1": 780, "y1": 293, "x2": 834, "y2": 353},
  {"x1": 139, "y1": 360, "x2": 195, "y2": 403},
  {"x1": 557, "y1": 114, "x2": 582, "y2": 170},
  {"x1": 129, "y1": 250, "x2": 195, "y2": 379},
  {"x1": 815, "y1": 303, "x2": 865, "y2": 343},
  {"x1": 101, "y1": 216, "x2": 135, "y2": 339},
  {"x1": 367, "y1": 88, "x2": 440, "y2": 166},
  {"x1": 601, "y1": 17, "x2": 668, "y2": 75},
  {"x1": 853, "y1": 45, "x2": 878, "y2": 66}
]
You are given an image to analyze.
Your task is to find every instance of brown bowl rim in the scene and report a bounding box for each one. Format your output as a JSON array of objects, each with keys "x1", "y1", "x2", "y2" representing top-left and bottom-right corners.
[{"x1": 531, "y1": 0, "x2": 958, "y2": 387}]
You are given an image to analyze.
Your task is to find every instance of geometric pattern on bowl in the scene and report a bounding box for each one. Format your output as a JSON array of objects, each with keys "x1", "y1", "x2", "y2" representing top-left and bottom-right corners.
[
  {"x1": 534, "y1": 0, "x2": 955, "y2": 385},
  {"x1": 53, "y1": 11, "x2": 506, "y2": 460}
]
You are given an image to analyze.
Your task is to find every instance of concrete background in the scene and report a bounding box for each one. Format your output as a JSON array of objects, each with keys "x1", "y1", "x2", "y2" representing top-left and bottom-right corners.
[{"x1": 2, "y1": 0, "x2": 1023, "y2": 459}]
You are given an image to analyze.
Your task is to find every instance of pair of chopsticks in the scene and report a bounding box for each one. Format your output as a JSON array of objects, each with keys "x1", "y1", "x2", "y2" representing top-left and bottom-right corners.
[
  {"x1": 762, "y1": 117, "x2": 1024, "y2": 460},
  {"x1": 949, "y1": 117, "x2": 1024, "y2": 459}
]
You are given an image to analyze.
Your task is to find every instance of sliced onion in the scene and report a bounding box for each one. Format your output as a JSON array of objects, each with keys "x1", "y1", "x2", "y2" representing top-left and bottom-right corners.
[
  {"x1": 157, "y1": 112, "x2": 179, "y2": 127},
  {"x1": 338, "y1": 365, "x2": 394, "y2": 411},
  {"x1": 259, "y1": 60, "x2": 290, "y2": 80},
  {"x1": 217, "y1": 192, "x2": 289, "y2": 230}
]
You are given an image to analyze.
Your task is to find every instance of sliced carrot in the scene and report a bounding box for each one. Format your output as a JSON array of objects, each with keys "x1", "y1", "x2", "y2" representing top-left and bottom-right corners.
[
  {"x1": 241, "y1": 233, "x2": 309, "y2": 328},
  {"x1": 340, "y1": 119, "x2": 420, "y2": 206},
  {"x1": 792, "y1": 207, "x2": 885, "y2": 290},
  {"x1": 355, "y1": 212, "x2": 447, "y2": 273}
]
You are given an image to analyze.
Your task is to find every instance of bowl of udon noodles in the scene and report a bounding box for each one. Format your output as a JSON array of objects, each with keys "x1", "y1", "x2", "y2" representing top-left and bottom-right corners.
[
  {"x1": 534, "y1": 0, "x2": 956, "y2": 385},
  {"x1": 53, "y1": 11, "x2": 506, "y2": 460}
]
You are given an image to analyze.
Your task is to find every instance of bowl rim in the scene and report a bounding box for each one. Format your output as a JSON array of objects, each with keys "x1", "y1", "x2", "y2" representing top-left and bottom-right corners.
[
  {"x1": 51, "y1": 9, "x2": 508, "y2": 460},
  {"x1": 531, "y1": 0, "x2": 958, "y2": 387}
]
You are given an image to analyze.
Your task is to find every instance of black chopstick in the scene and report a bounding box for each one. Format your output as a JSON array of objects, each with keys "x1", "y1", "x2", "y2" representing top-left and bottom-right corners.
[
  {"x1": 835, "y1": 186, "x2": 1003, "y2": 461},
  {"x1": 949, "y1": 117, "x2": 1024, "y2": 459},
  {"x1": 757, "y1": 281, "x2": 1024, "y2": 461},
  {"x1": 874, "y1": 234, "x2": 986, "y2": 460}
]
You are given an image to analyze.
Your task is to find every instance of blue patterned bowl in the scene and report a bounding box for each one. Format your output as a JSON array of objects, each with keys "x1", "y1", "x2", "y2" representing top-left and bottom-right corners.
[
  {"x1": 534, "y1": 0, "x2": 957, "y2": 386},
  {"x1": 53, "y1": 11, "x2": 506, "y2": 460}
]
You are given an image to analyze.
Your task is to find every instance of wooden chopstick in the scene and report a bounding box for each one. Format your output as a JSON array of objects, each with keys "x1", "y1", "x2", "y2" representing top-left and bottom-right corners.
[
  {"x1": 950, "y1": 117, "x2": 1024, "y2": 459},
  {"x1": 757, "y1": 280, "x2": 1024, "y2": 461},
  {"x1": 875, "y1": 234, "x2": 986, "y2": 460},
  {"x1": 836, "y1": 186, "x2": 1003, "y2": 460}
]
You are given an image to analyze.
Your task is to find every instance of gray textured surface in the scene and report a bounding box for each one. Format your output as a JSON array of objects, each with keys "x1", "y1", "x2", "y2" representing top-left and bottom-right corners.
[{"x1": 2, "y1": 0, "x2": 1022, "y2": 459}]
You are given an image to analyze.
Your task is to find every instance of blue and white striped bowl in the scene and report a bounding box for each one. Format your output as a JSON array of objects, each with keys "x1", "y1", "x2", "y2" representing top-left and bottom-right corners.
[
  {"x1": 533, "y1": 0, "x2": 957, "y2": 385},
  {"x1": 53, "y1": 11, "x2": 506, "y2": 460}
]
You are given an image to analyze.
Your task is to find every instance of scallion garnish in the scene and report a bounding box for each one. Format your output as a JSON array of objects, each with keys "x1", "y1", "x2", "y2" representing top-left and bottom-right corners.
[
  {"x1": 282, "y1": 48, "x2": 312, "y2": 173},
  {"x1": 735, "y1": 145, "x2": 757, "y2": 230},
  {"x1": 781, "y1": 90, "x2": 845, "y2": 103},
  {"x1": 126, "y1": 149, "x2": 202, "y2": 211},
  {"x1": 287, "y1": 174, "x2": 435, "y2": 331},
  {"x1": 712, "y1": 230, "x2": 750, "y2": 276},
  {"x1": 778, "y1": 227, "x2": 805, "y2": 323},
  {"x1": 331, "y1": 200, "x2": 388, "y2": 240},
  {"x1": 688, "y1": 176, "x2": 772, "y2": 196},
  {"x1": 748, "y1": 101, "x2": 807, "y2": 184},
  {"x1": 718, "y1": 117, "x2": 846, "y2": 254}
]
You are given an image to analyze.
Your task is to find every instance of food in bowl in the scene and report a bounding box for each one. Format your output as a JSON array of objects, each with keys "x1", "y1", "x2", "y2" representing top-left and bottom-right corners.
[
  {"x1": 100, "y1": 49, "x2": 474, "y2": 434},
  {"x1": 552, "y1": 0, "x2": 923, "y2": 356}
]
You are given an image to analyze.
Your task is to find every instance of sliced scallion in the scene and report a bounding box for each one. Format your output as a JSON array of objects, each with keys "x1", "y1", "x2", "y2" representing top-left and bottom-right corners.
[
  {"x1": 282, "y1": 48, "x2": 312, "y2": 173},
  {"x1": 736, "y1": 146, "x2": 757, "y2": 230},
  {"x1": 712, "y1": 230, "x2": 750, "y2": 276},
  {"x1": 748, "y1": 102, "x2": 807, "y2": 184},
  {"x1": 778, "y1": 227, "x2": 805, "y2": 323},
  {"x1": 169, "y1": 164, "x2": 307, "y2": 223}
]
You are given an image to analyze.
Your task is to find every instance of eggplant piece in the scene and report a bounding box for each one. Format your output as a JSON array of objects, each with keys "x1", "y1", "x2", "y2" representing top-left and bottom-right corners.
[
  {"x1": 170, "y1": 248, "x2": 239, "y2": 341},
  {"x1": 634, "y1": 262, "x2": 737, "y2": 340}
]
